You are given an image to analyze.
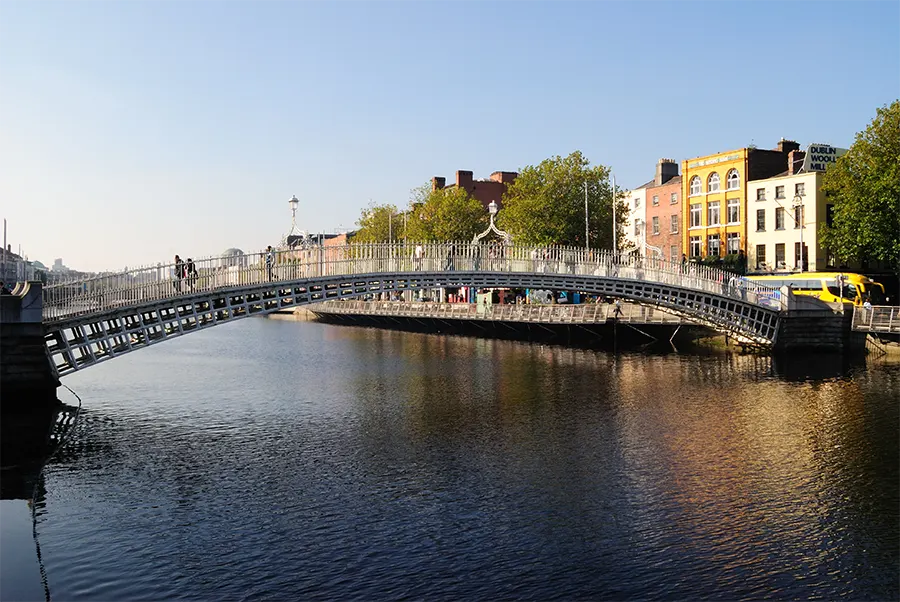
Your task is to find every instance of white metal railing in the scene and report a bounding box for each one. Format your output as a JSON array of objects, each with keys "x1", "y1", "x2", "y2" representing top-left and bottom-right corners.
[
  {"x1": 41, "y1": 243, "x2": 782, "y2": 321},
  {"x1": 314, "y1": 299, "x2": 689, "y2": 325},
  {"x1": 852, "y1": 305, "x2": 899, "y2": 333}
]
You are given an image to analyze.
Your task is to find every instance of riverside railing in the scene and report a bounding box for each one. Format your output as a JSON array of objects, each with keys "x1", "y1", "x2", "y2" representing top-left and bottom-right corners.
[
  {"x1": 852, "y1": 305, "x2": 899, "y2": 333},
  {"x1": 41, "y1": 243, "x2": 782, "y2": 321}
]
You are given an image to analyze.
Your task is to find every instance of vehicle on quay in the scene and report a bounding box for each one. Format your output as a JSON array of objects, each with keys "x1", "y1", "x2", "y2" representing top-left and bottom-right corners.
[{"x1": 745, "y1": 272, "x2": 885, "y2": 305}]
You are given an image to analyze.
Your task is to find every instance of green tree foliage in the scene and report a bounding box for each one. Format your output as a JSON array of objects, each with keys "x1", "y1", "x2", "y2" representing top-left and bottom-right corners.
[
  {"x1": 405, "y1": 186, "x2": 487, "y2": 242},
  {"x1": 820, "y1": 100, "x2": 900, "y2": 275},
  {"x1": 497, "y1": 151, "x2": 627, "y2": 249},
  {"x1": 354, "y1": 202, "x2": 404, "y2": 242}
]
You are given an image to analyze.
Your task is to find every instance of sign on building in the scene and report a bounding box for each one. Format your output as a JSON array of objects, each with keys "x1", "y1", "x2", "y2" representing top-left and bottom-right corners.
[{"x1": 801, "y1": 144, "x2": 848, "y2": 172}]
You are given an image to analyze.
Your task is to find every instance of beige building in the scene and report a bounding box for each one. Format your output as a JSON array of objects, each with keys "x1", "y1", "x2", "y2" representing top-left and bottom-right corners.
[{"x1": 746, "y1": 170, "x2": 825, "y2": 272}]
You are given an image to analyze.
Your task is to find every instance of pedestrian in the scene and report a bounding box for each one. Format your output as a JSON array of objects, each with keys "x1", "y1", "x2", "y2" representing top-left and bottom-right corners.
[
  {"x1": 186, "y1": 258, "x2": 198, "y2": 292},
  {"x1": 414, "y1": 244, "x2": 424, "y2": 270},
  {"x1": 445, "y1": 243, "x2": 455, "y2": 271},
  {"x1": 614, "y1": 298, "x2": 623, "y2": 318},
  {"x1": 266, "y1": 245, "x2": 275, "y2": 281},
  {"x1": 737, "y1": 249, "x2": 748, "y2": 276},
  {"x1": 682, "y1": 254, "x2": 688, "y2": 272},
  {"x1": 174, "y1": 254, "x2": 184, "y2": 292}
]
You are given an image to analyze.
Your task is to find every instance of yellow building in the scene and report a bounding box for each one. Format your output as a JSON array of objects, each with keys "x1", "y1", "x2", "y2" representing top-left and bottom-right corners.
[{"x1": 682, "y1": 139, "x2": 799, "y2": 260}]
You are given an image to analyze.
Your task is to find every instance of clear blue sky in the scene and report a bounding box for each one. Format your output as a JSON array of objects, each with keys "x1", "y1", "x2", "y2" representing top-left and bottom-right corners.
[{"x1": 1, "y1": 1, "x2": 897, "y2": 272}]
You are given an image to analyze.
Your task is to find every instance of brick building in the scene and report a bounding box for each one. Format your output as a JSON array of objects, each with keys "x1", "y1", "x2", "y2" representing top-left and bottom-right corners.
[
  {"x1": 643, "y1": 159, "x2": 682, "y2": 262},
  {"x1": 432, "y1": 170, "x2": 518, "y2": 211}
]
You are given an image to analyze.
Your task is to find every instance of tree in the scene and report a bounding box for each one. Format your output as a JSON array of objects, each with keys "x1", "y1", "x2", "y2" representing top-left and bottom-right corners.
[
  {"x1": 354, "y1": 202, "x2": 404, "y2": 242},
  {"x1": 820, "y1": 100, "x2": 900, "y2": 276},
  {"x1": 405, "y1": 186, "x2": 487, "y2": 242},
  {"x1": 496, "y1": 151, "x2": 627, "y2": 249}
]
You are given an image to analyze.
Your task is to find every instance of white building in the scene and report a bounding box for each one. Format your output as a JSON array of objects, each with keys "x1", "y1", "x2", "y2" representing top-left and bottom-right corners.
[{"x1": 620, "y1": 181, "x2": 650, "y2": 253}]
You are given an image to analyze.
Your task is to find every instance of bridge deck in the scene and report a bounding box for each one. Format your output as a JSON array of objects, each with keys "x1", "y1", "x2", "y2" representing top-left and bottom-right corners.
[{"x1": 852, "y1": 305, "x2": 900, "y2": 333}]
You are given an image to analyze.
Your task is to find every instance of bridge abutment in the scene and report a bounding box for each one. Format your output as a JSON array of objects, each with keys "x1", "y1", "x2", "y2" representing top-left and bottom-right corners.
[
  {"x1": 1, "y1": 281, "x2": 60, "y2": 414},
  {"x1": 775, "y1": 308, "x2": 866, "y2": 354}
]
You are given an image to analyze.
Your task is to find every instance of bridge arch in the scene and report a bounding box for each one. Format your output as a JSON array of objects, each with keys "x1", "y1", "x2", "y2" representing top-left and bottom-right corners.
[{"x1": 42, "y1": 245, "x2": 782, "y2": 376}]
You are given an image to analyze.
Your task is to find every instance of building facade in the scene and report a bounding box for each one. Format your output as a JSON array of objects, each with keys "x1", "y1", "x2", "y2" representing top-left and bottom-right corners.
[
  {"x1": 643, "y1": 159, "x2": 681, "y2": 262},
  {"x1": 620, "y1": 182, "x2": 650, "y2": 252},
  {"x1": 681, "y1": 139, "x2": 799, "y2": 261},
  {"x1": 432, "y1": 170, "x2": 518, "y2": 211}
]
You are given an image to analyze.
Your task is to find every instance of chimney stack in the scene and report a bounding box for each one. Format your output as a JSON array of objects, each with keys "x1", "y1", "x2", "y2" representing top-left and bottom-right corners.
[
  {"x1": 776, "y1": 138, "x2": 800, "y2": 154},
  {"x1": 432, "y1": 176, "x2": 446, "y2": 191},
  {"x1": 655, "y1": 158, "x2": 679, "y2": 186},
  {"x1": 456, "y1": 170, "x2": 473, "y2": 188}
]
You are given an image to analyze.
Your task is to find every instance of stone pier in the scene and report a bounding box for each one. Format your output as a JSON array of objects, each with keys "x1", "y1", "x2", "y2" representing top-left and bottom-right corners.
[{"x1": 1, "y1": 281, "x2": 59, "y2": 411}]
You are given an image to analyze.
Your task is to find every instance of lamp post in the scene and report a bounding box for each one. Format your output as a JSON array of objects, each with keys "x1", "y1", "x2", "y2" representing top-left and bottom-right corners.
[
  {"x1": 792, "y1": 193, "x2": 805, "y2": 272},
  {"x1": 472, "y1": 200, "x2": 511, "y2": 244}
]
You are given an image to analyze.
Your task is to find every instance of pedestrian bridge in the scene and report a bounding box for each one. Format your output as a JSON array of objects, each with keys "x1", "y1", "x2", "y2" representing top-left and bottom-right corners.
[{"x1": 41, "y1": 243, "x2": 784, "y2": 376}]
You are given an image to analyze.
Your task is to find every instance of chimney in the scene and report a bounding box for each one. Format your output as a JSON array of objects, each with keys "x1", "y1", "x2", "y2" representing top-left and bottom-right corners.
[
  {"x1": 456, "y1": 170, "x2": 473, "y2": 189},
  {"x1": 776, "y1": 138, "x2": 800, "y2": 154},
  {"x1": 432, "y1": 176, "x2": 446, "y2": 191},
  {"x1": 490, "y1": 171, "x2": 519, "y2": 184},
  {"x1": 655, "y1": 158, "x2": 679, "y2": 186},
  {"x1": 788, "y1": 150, "x2": 806, "y2": 175}
]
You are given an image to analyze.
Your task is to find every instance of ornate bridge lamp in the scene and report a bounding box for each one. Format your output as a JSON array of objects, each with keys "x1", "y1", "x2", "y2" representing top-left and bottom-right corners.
[
  {"x1": 472, "y1": 201, "x2": 511, "y2": 245},
  {"x1": 282, "y1": 194, "x2": 309, "y2": 249}
]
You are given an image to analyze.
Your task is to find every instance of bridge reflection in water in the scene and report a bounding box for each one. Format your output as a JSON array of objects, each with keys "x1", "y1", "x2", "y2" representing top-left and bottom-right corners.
[{"x1": 41, "y1": 244, "x2": 783, "y2": 376}]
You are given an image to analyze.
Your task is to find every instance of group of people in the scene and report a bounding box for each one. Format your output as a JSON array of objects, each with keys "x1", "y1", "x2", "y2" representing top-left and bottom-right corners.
[{"x1": 173, "y1": 255, "x2": 199, "y2": 292}]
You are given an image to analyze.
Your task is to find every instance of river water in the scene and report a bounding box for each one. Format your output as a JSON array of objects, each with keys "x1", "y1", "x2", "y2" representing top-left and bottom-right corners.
[{"x1": 1, "y1": 316, "x2": 898, "y2": 601}]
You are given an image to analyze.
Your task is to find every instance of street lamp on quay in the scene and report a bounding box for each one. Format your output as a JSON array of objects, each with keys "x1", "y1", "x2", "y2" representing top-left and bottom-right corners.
[{"x1": 792, "y1": 193, "x2": 805, "y2": 272}]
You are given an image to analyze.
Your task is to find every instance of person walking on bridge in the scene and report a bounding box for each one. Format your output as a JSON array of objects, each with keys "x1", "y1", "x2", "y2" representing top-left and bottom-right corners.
[
  {"x1": 266, "y1": 246, "x2": 275, "y2": 281},
  {"x1": 174, "y1": 255, "x2": 184, "y2": 292}
]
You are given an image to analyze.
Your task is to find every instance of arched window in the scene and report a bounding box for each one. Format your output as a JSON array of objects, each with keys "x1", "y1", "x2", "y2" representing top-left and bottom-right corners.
[
  {"x1": 708, "y1": 172, "x2": 720, "y2": 192},
  {"x1": 689, "y1": 176, "x2": 702, "y2": 196},
  {"x1": 726, "y1": 169, "x2": 740, "y2": 190}
]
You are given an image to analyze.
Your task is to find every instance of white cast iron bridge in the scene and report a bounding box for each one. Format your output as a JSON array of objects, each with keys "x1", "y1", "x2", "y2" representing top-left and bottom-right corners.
[{"x1": 42, "y1": 243, "x2": 784, "y2": 377}]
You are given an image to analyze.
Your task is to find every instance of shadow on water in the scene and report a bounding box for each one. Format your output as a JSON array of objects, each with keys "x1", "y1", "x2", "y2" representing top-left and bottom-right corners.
[
  {"x1": 771, "y1": 352, "x2": 869, "y2": 383},
  {"x1": 1, "y1": 396, "x2": 80, "y2": 602}
]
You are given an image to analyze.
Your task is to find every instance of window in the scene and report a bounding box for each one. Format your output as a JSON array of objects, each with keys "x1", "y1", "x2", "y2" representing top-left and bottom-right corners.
[
  {"x1": 708, "y1": 201, "x2": 721, "y2": 226},
  {"x1": 756, "y1": 188, "x2": 766, "y2": 201},
  {"x1": 690, "y1": 236, "x2": 702, "y2": 258},
  {"x1": 690, "y1": 203, "x2": 702, "y2": 228},
  {"x1": 689, "y1": 176, "x2": 702, "y2": 196},
  {"x1": 794, "y1": 205, "x2": 804, "y2": 228},
  {"x1": 707, "y1": 234, "x2": 721, "y2": 257},
  {"x1": 727, "y1": 198, "x2": 740, "y2": 224},
  {"x1": 670, "y1": 192, "x2": 678, "y2": 204},
  {"x1": 634, "y1": 197, "x2": 641, "y2": 209},
  {"x1": 775, "y1": 185, "x2": 785, "y2": 199},
  {"x1": 670, "y1": 214, "x2": 679, "y2": 233},
  {"x1": 726, "y1": 232, "x2": 740, "y2": 255},
  {"x1": 708, "y1": 172, "x2": 720, "y2": 192},
  {"x1": 756, "y1": 209, "x2": 766, "y2": 232},
  {"x1": 795, "y1": 182, "x2": 805, "y2": 197},
  {"x1": 652, "y1": 195, "x2": 659, "y2": 206},
  {"x1": 670, "y1": 245, "x2": 679, "y2": 262},
  {"x1": 651, "y1": 216, "x2": 659, "y2": 235},
  {"x1": 756, "y1": 244, "x2": 767, "y2": 269},
  {"x1": 775, "y1": 207, "x2": 785, "y2": 230},
  {"x1": 775, "y1": 243, "x2": 786, "y2": 268},
  {"x1": 634, "y1": 220, "x2": 641, "y2": 236},
  {"x1": 726, "y1": 169, "x2": 740, "y2": 190}
]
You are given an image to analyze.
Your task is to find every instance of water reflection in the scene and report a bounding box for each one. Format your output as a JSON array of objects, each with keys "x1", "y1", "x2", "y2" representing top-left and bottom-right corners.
[{"x1": 3, "y1": 319, "x2": 897, "y2": 600}]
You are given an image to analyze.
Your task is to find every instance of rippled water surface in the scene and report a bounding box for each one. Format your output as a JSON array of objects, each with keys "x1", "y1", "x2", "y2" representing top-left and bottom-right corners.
[{"x1": 2, "y1": 317, "x2": 898, "y2": 601}]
